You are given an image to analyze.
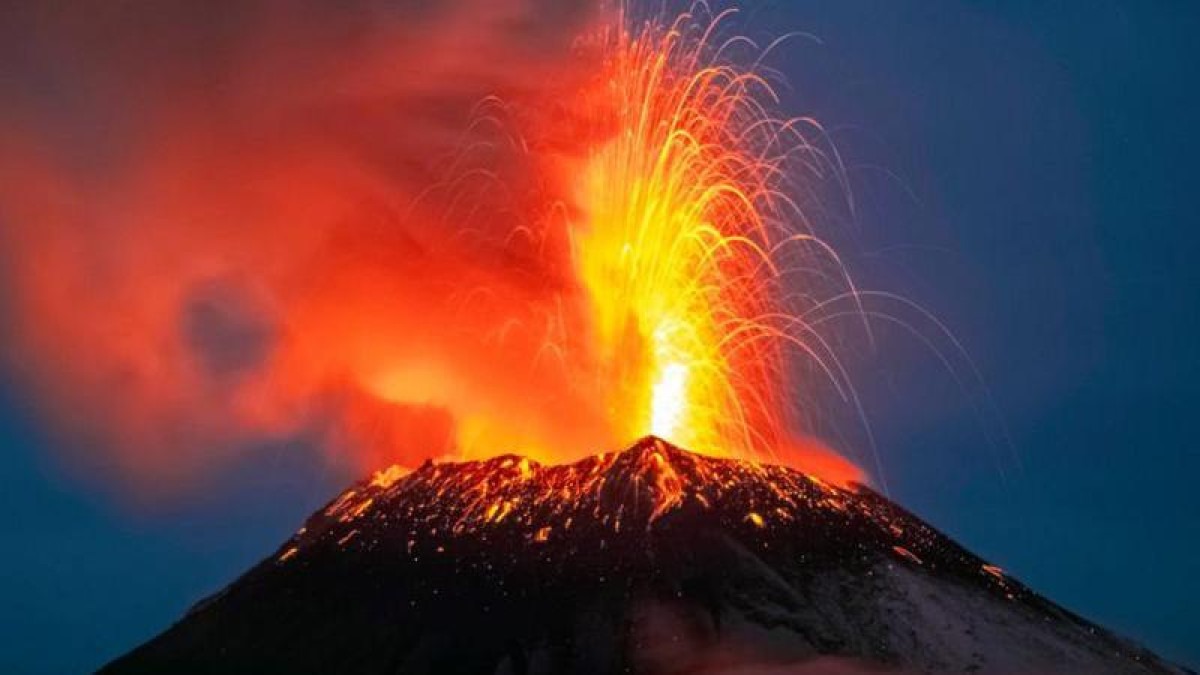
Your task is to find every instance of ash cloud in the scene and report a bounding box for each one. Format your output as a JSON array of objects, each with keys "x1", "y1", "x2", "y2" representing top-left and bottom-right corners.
[{"x1": 0, "y1": 0, "x2": 609, "y2": 496}]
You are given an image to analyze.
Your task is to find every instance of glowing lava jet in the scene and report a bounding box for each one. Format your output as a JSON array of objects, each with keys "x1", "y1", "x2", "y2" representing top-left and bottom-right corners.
[{"x1": 563, "y1": 9, "x2": 864, "y2": 467}]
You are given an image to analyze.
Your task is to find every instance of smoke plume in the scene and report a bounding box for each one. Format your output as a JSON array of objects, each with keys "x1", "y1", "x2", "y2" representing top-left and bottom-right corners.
[
  {"x1": 0, "y1": 1, "x2": 866, "y2": 497},
  {"x1": 0, "y1": 0, "x2": 610, "y2": 493}
]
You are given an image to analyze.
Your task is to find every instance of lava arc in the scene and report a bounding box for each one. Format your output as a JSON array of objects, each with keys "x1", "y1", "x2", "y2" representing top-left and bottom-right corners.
[{"x1": 564, "y1": 8, "x2": 865, "y2": 467}]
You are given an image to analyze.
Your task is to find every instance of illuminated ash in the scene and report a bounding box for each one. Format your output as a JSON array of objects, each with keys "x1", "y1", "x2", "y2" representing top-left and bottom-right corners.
[{"x1": 103, "y1": 438, "x2": 1185, "y2": 674}]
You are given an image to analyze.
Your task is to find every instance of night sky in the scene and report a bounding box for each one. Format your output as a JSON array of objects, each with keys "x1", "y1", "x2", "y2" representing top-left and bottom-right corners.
[{"x1": 2, "y1": 1, "x2": 1198, "y2": 672}]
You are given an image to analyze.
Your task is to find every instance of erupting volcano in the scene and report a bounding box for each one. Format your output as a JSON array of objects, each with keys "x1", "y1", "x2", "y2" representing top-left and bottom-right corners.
[
  {"x1": 104, "y1": 437, "x2": 1180, "y2": 673},
  {"x1": 7, "y1": 3, "x2": 1183, "y2": 673}
]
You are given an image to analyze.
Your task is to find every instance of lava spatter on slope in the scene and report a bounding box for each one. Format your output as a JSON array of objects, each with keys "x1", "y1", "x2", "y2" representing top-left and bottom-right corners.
[
  {"x1": 277, "y1": 437, "x2": 1015, "y2": 598},
  {"x1": 104, "y1": 438, "x2": 1185, "y2": 674}
]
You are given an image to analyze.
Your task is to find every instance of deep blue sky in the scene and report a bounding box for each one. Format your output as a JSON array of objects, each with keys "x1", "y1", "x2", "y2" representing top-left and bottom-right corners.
[{"x1": 2, "y1": 1, "x2": 1198, "y2": 672}]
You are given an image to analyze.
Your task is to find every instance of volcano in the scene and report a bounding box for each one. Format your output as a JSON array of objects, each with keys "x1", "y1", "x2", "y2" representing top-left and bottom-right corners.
[{"x1": 103, "y1": 437, "x2": 1184, "y2": 674}]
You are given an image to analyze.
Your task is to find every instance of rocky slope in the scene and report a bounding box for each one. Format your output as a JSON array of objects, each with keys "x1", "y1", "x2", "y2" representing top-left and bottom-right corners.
[{"x1": 102, "y1": 437, "x2": 1186, "y2": 674}]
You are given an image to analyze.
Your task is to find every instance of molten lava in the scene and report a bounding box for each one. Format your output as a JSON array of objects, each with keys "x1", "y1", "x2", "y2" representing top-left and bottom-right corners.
[{"x1": 567, "y1": 11, "x2": 861, "y2": 463}]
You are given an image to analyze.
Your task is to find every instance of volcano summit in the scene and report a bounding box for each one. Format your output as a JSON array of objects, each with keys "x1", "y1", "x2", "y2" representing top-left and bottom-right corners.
[{"x1": 104, "y1": 438, "x2": 1183, "y2": 674}]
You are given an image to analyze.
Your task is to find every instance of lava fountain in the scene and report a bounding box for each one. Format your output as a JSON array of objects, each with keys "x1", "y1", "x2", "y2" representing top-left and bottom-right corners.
[
  {"x1": 560, "y1": 8, "x2": 864, "y2": 467},
  {"x1": 356, "y1": 7, "x2": 866, "y2": 479}
]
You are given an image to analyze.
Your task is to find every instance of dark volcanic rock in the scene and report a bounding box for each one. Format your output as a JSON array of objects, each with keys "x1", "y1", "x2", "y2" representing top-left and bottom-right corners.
[{"x1": 102, "y1": 437, "x2": 1186, "y2": 674}]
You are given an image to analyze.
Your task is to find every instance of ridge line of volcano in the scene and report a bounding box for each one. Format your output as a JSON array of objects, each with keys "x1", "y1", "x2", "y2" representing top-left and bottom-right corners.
[
  {"x1": 273, "y1": 435, "x2": 996, "y2": 596},
  {"x1": 332, "y1": 435, "x2": 845, "y2": 534}
]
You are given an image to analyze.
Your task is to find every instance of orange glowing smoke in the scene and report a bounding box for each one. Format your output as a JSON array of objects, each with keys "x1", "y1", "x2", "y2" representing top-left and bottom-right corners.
[{"x1": 0, "y1": 2, "x2": 866, "y2": 496}]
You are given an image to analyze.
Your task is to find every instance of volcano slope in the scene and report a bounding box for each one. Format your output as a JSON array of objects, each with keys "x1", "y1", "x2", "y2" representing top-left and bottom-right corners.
[{"x1": 103, "y1": 437, "x2": 1185, "y2": 674}]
